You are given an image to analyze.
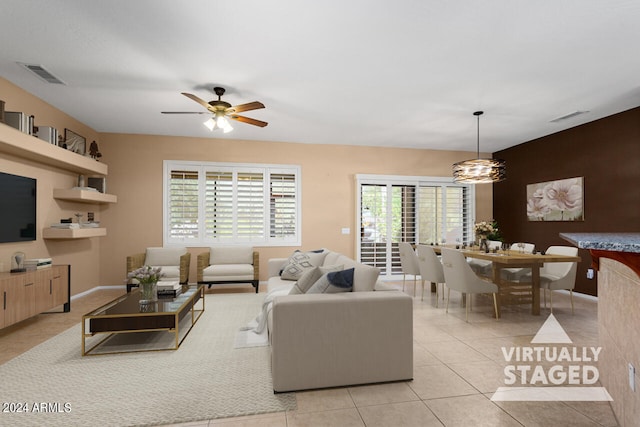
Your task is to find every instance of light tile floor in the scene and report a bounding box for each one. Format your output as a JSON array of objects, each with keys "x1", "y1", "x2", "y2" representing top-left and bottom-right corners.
[{"x1": 0, "y1": 283, "x2": 620, "y2": 426}]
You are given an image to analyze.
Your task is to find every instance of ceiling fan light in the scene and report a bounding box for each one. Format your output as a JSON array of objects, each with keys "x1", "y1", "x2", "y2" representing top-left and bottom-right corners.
[
  {"x1": 203, "y1": 117, "x2": 215, "y2": 131},
  {"x1": 216, "y1": 115, "x2": 228, "y2": 127},
  {"x1": 222, "y1": 121, "x2": 234, "y2": 133}
]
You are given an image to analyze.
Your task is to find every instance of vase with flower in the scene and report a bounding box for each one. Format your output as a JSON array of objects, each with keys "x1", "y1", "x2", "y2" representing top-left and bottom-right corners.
[
  {"x1": 474, "y1": 220, "x2": 496, "y2": 252},
  {"x1": 127, "y1": 265, "x2": 164, "y2": 304}
]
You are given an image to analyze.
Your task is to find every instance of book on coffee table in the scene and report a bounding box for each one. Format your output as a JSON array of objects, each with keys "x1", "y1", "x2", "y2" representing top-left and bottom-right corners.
[{"x1": 157, "y1": 281, "x2": 182, "y2": 296}]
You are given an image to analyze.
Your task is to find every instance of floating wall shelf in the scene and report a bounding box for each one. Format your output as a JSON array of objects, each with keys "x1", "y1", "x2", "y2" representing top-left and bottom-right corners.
[
  {"x1": 0, "y1": 122, "x2": 107, "y2": 176},
  {"x1": 42, "y1": 228, "x2": 107, "y2": 240},
  {"x1": 53, "y1": 188, "x2": 117, "y2": 204}
]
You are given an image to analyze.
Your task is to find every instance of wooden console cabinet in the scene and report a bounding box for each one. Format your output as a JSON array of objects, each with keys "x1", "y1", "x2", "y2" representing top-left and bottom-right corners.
[{"x1": 0, "y1": 265, "x2": 70, "y2": 329}]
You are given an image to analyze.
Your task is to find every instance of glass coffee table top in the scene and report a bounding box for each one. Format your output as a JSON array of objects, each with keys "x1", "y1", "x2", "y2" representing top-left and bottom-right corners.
[{"x1": 87, "y1": 285, "x2": 202, "y2": 316}]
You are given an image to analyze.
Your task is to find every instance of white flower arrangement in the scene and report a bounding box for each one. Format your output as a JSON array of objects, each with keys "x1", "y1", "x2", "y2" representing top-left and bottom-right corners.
[
  {"x1": 474, "y1": 221, "x2": 495, "y2": 237},
  {"x1": 127, "y1": 265, "x2": 164, "y2": 284}
]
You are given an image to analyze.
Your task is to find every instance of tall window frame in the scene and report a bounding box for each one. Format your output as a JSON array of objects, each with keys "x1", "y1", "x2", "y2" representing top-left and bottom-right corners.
[
  {"x1": 356, "y1": 174, "x2": 475, "y2": 277},
  {"x1": 164, "y1": 160, "x2": 301, "y2": 247}
]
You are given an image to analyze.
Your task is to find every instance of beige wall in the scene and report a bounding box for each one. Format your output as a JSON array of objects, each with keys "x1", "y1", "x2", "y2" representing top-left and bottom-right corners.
[
  {"x1": 1, "y1": 77, "x2": 492, "y2": 293},
  {"x1": 99, "y1": 133, "x2": 493, "y2": 286},
  {"x1": 0, "y1": 78, "x2": 102, "y2": 294}
]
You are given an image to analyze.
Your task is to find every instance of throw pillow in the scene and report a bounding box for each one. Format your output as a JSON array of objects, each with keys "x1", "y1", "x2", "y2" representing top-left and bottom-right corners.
[
  {"x1": 288, "y1": 264, "x2": 345, "y2": 295},
  {"x1": 352, "y1": 264, "x2": 380, "y2": 292},
  {"x1": 307, "y1": 268, "x2": 355, "y2": 294},
  {"x1": 281, "y1": 250, "x2": 328, "y2": 281}
]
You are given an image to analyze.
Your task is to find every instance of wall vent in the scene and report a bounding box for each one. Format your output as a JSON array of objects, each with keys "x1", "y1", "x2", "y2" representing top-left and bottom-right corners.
[
  {"x1": 18, "y1": 63, "x2": 65, "y2": 85},
  {"x1": 549, "y1": 110, "x2": 589, "y2": 123}
]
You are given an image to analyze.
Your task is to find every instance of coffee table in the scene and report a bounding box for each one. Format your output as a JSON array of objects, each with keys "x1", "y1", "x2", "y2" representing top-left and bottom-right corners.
[{"x1": 82, "y1": 284, "x2": 205, "y2": 356}]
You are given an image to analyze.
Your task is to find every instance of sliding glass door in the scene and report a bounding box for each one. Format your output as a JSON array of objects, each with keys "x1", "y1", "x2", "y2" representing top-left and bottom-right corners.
[{"x1": 357, "y1": 175, "x2": 474, "y2": 277}]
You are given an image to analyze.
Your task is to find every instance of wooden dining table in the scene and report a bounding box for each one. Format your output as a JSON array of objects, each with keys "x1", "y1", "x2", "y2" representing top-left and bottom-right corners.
[{"x1": 430, "y1": 246, "x2": 581, "y2": 316}]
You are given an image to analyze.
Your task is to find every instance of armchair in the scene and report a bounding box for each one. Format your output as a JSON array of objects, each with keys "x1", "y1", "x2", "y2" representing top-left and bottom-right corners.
[
  {"x1": 126, "y1": 246, "x2": 190, "y2": 292},
  {"x1": 197, "y1": 246, "x2": 259, "y2": 293}
]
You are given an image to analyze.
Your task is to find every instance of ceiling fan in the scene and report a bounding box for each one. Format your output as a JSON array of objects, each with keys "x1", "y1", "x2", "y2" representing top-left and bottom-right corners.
[{"x1": 162, "y1": 87, "x2": 268, "y2": 133}]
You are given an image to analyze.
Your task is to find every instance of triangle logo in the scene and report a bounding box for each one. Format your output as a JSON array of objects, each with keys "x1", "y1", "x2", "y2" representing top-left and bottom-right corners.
[{"x1": 530, "y1": 313, "x2": 573, "y2": 344}]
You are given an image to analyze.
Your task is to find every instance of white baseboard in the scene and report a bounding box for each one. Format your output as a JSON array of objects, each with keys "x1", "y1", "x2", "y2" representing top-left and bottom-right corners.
[{"x1": 71, "y1": 285, "x2": 126, "y2": 301}]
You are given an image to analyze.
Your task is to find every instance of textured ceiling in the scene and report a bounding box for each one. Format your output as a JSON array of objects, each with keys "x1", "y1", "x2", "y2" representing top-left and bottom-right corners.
[{"x1": 1, "y1": 0, "x2": 640, "y2": 153}]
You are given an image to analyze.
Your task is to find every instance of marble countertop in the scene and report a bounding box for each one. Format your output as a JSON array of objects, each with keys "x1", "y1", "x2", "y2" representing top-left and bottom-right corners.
[{"x1": 560, "y1": 232, "x2": 640, "y2": 254}]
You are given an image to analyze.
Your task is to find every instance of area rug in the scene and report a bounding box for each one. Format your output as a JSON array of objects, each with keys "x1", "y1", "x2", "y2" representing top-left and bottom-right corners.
[{"x1": 0, "y1": 293, "x2": 296, "y2": 427}]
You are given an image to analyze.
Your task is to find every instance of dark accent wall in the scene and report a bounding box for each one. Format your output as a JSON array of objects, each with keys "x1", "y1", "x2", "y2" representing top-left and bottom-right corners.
[{"x1": 493, "y1": 107, "x2": 640, "y2": 296}]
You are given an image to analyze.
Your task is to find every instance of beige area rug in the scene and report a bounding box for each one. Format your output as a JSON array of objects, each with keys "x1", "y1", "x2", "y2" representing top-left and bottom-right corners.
[{"x1": 0, "y1": 293, "x2": 296, "y2": 427}]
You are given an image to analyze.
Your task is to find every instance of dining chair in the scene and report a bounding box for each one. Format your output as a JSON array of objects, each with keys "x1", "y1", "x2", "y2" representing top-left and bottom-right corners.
[
  {"x1": 441, "y1": 248, "x2": 500, "y2": 322},
  {"x1": 519, "y1": 245, "x2": 579, "y2": 314},
  {"x1": 501, "y1": 242, "x2": 536, "y2": 281},
  {"x1": 416, "y1": 244, "x2": 445, "y2": 305},
  {"x1": 398, "y1": 242, "x2": 420, "y2": 296},
  {"x1": 467, "y1": 240, "x2": 502, "y2": 277}
]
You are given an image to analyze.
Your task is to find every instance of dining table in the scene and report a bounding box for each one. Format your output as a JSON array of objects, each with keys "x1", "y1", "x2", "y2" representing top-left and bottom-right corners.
[{"x1": 430, "y1": 246, "x2": 581, "y2": 316}]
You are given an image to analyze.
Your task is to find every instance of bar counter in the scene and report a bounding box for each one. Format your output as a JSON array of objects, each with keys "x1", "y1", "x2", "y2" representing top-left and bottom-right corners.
[{"x1": 561, "y1": 232, "x2": 640, "y2": 426}]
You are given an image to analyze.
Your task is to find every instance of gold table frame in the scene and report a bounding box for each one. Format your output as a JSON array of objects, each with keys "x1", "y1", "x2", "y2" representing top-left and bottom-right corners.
[{"x1": 82, "y1": 285, "x2": 205, "y2": 356}]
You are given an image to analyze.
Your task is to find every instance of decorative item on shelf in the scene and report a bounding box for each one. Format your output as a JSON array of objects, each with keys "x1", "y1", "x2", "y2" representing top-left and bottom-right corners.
[
  {"x1": 87, "y1": 176, "x2": 106, "y2": 193},
  {"x1": 128, "y1": 265, "x2": 165, "y2": 304},
  {"x1": 453, "y1": 111, "x2": 506, "y2": 184},
  {"x1": 64, "y1": 128, "x2": 86, "y2": 155},
  {"x1": 89, "y1": 141, "x2": 102, "y2": 160},
  {"x1": 10, "y1": 251, "x2": 26, "y2": 273}
]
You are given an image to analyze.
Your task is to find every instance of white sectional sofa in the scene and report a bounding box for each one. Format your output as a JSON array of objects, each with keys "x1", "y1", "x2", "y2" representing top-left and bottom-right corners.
[{"x1": 266, "y1": 250, "x2": 413, "y2": 392}]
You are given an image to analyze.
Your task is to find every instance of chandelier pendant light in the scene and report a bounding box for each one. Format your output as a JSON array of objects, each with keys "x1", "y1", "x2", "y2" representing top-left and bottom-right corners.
[{"x1": 453, "y1": 111, "x2": 506, "y2": 184}]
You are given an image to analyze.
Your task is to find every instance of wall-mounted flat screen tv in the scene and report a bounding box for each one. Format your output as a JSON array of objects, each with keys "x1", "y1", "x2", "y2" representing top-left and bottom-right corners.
[{"x1": 0, "y1": 172, "x2": 37, "y2": 243}]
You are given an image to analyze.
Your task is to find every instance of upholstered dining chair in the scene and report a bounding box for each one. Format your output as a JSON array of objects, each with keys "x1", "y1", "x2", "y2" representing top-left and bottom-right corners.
[
  {"x1": 441, "y1": 248, "x2": 500, "y2": 322},
  {"x1": 467, "y1": 240, "x2": 502, "y2": 277},
  {"x1": 416, "y1": 244, "x2": 445, "y2": 305},
  {"x1": 126, "y1": 246, "x2": 190, "y2": 292},
  {"x1": 197, "y1": 246, "x2": 260, "y2": 293},
  {"x1": 519, "y1": 245, "x2": 579, "y2": 314},
  {"x1": 398, "y1": 242, "x2": 420, "y2": 296},
  {"x1": 501, "y1": 242, "x2": 536, "y2": 281}
]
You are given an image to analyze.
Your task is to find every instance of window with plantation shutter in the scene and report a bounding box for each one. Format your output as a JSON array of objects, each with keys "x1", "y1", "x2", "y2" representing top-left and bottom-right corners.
[
  {"x1": 357, "y1": 175, "x2": 474, "y2": 277},
  {"x1": 164, "y1": 161, "x2": 300, "y2": 246},
  {"x1": 168, "y1": 170, "x2": 199, "y2": 241},
  {"x1": 270, "y1": 172, "x2": 297, "y2": 239},
  {"x1": 205, "y1": 171, "x2": 233, "y2": 241}
]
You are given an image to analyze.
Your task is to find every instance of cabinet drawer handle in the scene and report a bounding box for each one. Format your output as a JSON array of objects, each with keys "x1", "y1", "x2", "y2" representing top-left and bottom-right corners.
[
  {"x1": 3, "y1": 291, "x2": 5, "y2": 310},
  {"x1": 25, "y1": 282, "x2": 34, "y2": 286}
]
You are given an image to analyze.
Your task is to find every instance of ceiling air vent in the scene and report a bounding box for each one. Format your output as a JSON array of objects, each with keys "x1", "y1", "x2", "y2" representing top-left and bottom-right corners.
[
  {"x1": 19, "y1": 63, "x2": 65, "y2": 85},
  {"x1": 549, "y1": 110, "x2": 589, "y2": 123}
]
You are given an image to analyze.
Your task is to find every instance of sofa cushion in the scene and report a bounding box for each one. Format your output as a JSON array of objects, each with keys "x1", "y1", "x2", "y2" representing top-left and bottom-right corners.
[
  {"x1": 145, "y1": 247, "x2": 187, "y2": 266},
  {"x1": 307, "y1": 268, "x2": 355, "y2": 294},
  {"x1": 353, "y1": 264, "x2": 380, "y2": 292},
  {"x1": 281, "y1": 250, "x2": 329, "y2": 281},
  {"x1": 289, "y1": 264, "x2": 345, "y2": 295},
  {"x1": 210, "y1": 246, "x2": 253, "y2": 264},
  {"x1": 202, "y1": 264, "x2": 254, "y2": 281},
  {"x1": 147, "y1": 265, "x2": 179, "y2": 280}
]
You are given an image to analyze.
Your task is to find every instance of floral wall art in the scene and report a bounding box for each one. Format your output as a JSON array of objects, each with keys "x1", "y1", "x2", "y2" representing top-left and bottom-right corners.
[{"x1": 526, "y1": 177, "x2": 584, "y2": 221}]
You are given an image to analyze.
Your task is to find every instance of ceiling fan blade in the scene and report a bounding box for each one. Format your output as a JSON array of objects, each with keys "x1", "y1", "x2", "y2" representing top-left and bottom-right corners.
[
  {"x1": 161, "y1": 111, "x2": 209, "y2": 114},
  {"x1": 226, "y1": 101, "x2": 265, "y2": 114},
  {"x1": 181, "y1": 92, "x2": 215, "y2": 112},
  {"x1": 229, "y1": 114, "x2": 268, "y2": 127}
]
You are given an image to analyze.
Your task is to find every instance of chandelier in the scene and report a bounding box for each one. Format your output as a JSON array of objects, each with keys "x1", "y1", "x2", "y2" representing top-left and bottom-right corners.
[{"x1": 453, "y1": 111, "x2": 506, "y2": 184}]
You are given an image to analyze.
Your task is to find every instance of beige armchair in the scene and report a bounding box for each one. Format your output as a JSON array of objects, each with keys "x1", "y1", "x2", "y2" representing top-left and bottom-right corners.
[
  {"x1": 126, "y1": 246, "x2": 190, "y2": 292},
  {"x1": 197, "y1": 246, "x2": 259, "y2": 293}
]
